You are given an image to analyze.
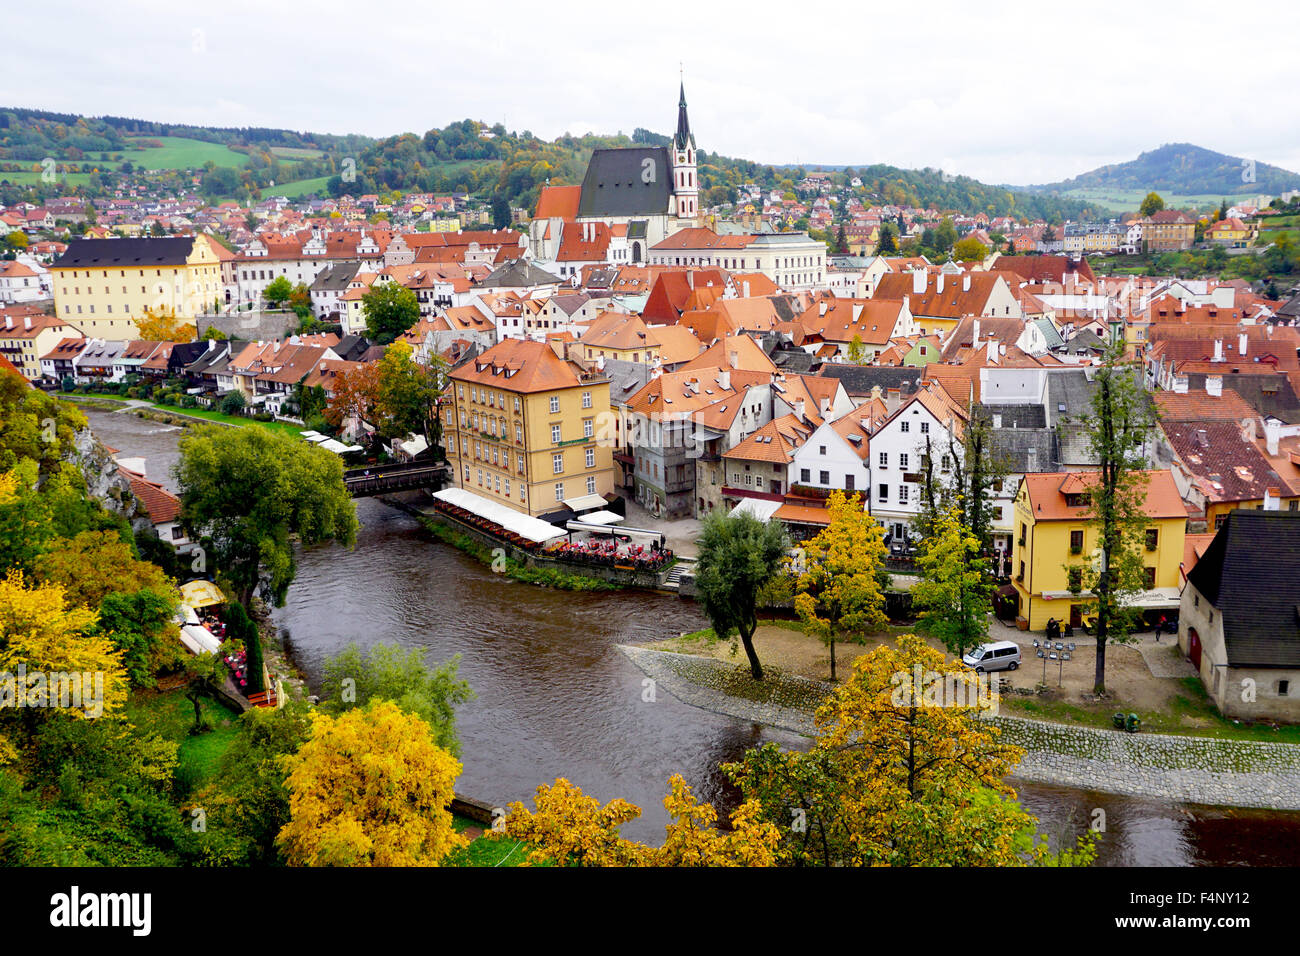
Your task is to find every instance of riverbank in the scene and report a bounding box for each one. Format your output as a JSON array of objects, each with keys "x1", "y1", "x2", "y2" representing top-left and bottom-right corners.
[{"x1": 620, "y1": 640, "x2": 1300, "y2": 811}]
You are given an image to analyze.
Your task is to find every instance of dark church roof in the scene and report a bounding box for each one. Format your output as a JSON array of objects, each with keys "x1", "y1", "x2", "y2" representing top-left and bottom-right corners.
[
  {"x1": 577, "y1": 147, "x2": 673, "y2": 219},
  {"x1": 1187, "y1": 510, "x2": 1300, "y2": 668},
  {"x1": 675, "y1": 82, "x2": 695, "y2": 151}
]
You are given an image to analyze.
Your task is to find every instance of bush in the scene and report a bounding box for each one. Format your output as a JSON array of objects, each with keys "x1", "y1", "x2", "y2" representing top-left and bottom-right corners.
[{"x1": 219, "y1": 391, "x2": 246, "y2": 416}]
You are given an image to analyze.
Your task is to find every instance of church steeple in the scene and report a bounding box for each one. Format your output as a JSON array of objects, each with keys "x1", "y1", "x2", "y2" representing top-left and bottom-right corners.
[{"x1": 674, "y1": 80, "x2": 695, "y2": 151}]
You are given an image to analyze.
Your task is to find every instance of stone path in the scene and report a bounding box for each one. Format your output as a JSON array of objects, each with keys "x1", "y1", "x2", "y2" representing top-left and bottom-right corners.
[{"x1": 618, "y1": 644, "x2": 1300, "y2": 811}]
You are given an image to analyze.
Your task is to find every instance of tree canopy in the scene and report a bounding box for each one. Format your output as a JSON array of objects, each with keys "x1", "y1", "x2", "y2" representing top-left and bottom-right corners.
[
  {"x1": 693, "y1": 511, "x2": 788, "y2": 680},
  {"x1": 174, "y1": 425, "x2": 358, "y2": 606}
]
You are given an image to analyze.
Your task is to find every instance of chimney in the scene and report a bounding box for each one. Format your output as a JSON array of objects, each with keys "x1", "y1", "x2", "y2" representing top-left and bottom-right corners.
[
  {"x1": 718, "y1": 368, "x2": 730, "y2": 390},
  {"x1": 743, "y1": 281, "x2": 751, "y2": 297},
  {"x1": 1206, "y1": 375, "x2": 1223, "y2": 398},
  {"x1": 687, "y1": 271, "x2": 695, "y2": 290},
  {"x1": 1213, "y1": 339, "x2": 1224, "y2": 362},
  {"x1": 820, "y1": 396, "x2": 831, "y2": 416},
  {"x1": 23, "y1": 316, "x2": 31, "y2": 330},
  {"x1": 885, "y1": 387, "x2": 900, "y2": 413},
  {"x1": 962, "y1": 273, "x2": 971, "y2": 292},
  {"x1": 1264, "y1": 487, "x2": 1281, "y2": 511},
  {"x1": 852, "y1": 303, "x2": 864, "y2": 322},
  {"x1": 1265, "y1": 418, "x2": 1282, "y2": 456},
  {"x1": 870, "y1": 384, "x2": 883, "y2": 402},
  {"x1": 1172, "y1": 376, "x2": 1189, "y2": 394},
  {"x1": 819, "y1": 301, "x2": 828, "y2": 317},
  {"x1": 912, "y1": 270, "x2": 926, "y2": 295},
  {"x1": 937, "y1": 273, "x2": 945, "y2": 294},
  {"x1": 987, "y1": 338, "x2": 999, "y2": 364},
  {"x1": 728, "y1": 349, "x2": 739, "y2": 369},
  {"x1": 1026, "y1": 444, "x2": 1038, "y2": 474},
  {"x1": 1241, "y1": 417, "x2": 1257, "y2": 442},
  {"x1": 971, "y1": 318, "x2": 980, "y2": 349},
  {"x1": 3, "y1": 316, "x2": 11, "y2": 330},
  {"x1": 794, "y1": 398, "x2": 806, "y2": 420},
  {"x1": 1239, "y1": 331, "x2": 1248, "y2": 357}
]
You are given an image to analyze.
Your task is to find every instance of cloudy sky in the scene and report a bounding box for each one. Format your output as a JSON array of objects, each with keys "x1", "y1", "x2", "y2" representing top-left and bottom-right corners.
[{"x1": 4, "y1": 0, "x2": 1298, "y2": 186}]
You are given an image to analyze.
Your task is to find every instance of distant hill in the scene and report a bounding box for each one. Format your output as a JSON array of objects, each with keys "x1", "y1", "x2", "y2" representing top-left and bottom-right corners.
[{"x1": 1026, "y1": 143, "x2": 1300, "y2": 196}]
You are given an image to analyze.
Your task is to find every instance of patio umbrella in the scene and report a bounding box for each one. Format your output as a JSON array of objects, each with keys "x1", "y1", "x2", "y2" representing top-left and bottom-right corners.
[{"x1": 180, "y1": 579, "x2": 226, "y2": 609}]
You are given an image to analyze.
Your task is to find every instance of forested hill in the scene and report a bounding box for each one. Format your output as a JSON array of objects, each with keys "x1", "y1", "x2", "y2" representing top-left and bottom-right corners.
[
  {"x1": 1027, "y1": 143, "x2": 1300, "y2": 196},
  {"x1": 0, "y1": 106, "x2": 370, "y2": 161}
]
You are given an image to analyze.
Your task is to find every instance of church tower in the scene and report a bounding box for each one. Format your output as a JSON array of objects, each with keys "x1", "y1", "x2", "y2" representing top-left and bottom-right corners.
[{"x1": 671, "y1": 80, "x2": 698, "y2": 221}]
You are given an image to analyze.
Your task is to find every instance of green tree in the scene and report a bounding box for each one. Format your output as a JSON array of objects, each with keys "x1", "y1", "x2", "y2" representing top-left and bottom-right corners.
[
  {"x1": 912, "y1": 506, "x2": 993, "y2": 658},
  {"x1": 219, "y1": 390, "x2": 245, "y2": 416},
  {"x1": 374, "y1": 340, "x2": 446, "y2": 446},
  {"x1": 4, "y1": 232, "x2": 28, "y2": 251},
  {"x1": 1075, "y1": 344, "x2": 1155, "y2": 693},
  {"x1": 201, "y1": 325, "x2": 227, "y2": 341},
  {"x1": 224, "y1": 600, "x2": 263, "y2": 693},
  {"x1": 876, "y1": 224, "x2": 898, "y2": 254},
  {"x1": 319, "y1": 642, "x2": 472, "y2": 756},
  {"x1": 263, "y1": 276, "x2": 293, "y2": 307},
  {"x1": 1139, "y1": 192, "x2": 1165, "y2": 217},
  {"x1": 694, "y1": 511, "x2": 789, "y2": 680},
  {"x1": 175, "y1": 425, "x2": 358, "y2": 607},
  {"x1": 361, "y1": 282, "x2": 420, "y2": 345},
  {"x1": 793, "y1": 491, "x2": 890, "y2": 681}
]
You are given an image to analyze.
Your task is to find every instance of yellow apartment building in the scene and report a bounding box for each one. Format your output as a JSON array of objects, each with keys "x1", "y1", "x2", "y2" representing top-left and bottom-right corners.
[
  {"x1": 446, "y1": 339, "x2": 614, "y2": 518},
  {"x1": 1011, "y1": 470, "x2": 1187, "y2": 631},
  {"x1": 50, "y1": 236, "x2": 224, "y2": 340},
  {"x1": 0, "y1": 311, "x2": 78, "y2": 380}
]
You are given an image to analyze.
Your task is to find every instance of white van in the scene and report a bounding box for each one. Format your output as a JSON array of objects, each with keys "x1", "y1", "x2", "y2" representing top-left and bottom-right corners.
[{"x1": 963, "y1": 641, "x2": 1021, "y2": 673}]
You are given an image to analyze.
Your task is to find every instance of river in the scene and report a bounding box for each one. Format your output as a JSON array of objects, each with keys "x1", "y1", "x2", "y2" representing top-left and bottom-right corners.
[{"x1": 85, "y1": 406, "x2": 1300, "y2": 865}]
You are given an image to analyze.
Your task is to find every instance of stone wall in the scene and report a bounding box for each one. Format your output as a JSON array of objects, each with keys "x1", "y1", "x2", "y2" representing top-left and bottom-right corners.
[{"x1": 197, "y1": 310, "x2": 298, "y2": 342}]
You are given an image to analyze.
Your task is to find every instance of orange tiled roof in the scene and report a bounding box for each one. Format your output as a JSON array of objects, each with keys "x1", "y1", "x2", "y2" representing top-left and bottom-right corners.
[{"x1": 1021, "y1": 469, "x2": 1185, "y2": 520}]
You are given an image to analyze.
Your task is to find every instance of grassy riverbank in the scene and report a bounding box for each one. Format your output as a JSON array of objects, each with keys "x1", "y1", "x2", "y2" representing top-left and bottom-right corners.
[{"x1": 59, "y1": 393, "x2": 304, "y2": 437}]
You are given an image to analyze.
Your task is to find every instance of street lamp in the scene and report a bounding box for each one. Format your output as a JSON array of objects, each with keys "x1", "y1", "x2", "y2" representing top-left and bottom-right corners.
[{"x1": 1033, "y1": 640, "x2": 1076, "y2": 686}]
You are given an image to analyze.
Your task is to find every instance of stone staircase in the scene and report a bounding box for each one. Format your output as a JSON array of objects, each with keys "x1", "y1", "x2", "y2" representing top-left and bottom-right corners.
[{"x1": 662, "y1": 558, "x2": 696, "y2": 591}]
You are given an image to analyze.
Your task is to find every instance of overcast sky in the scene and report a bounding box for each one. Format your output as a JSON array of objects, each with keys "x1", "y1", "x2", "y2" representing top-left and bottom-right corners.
[{"x1": 4, "y1": 0, "x2": 1298, "y2": 186}]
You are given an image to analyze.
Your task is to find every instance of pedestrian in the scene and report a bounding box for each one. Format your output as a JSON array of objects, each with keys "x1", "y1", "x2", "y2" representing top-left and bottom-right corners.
[{"x1": 1156, "y1": 614, "x2": 1166, "y2": 643}]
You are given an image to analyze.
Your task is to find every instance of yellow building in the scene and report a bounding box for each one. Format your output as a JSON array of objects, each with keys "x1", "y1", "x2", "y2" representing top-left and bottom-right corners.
[
  {"x1": 0, "y1": 311, "x2": 77, "y2": 381},
  {"x1": 1010, "y1": 470, "x2": 1187, "y2": 631},
  {"x1": 446, "y1": 339, "x2": 614, "y2": 517},
  {"x1": 50, "y1": 236, "x2": 225, "y2": 341}
]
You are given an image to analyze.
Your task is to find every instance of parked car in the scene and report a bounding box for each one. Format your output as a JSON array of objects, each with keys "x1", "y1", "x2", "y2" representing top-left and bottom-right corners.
[{"x1": 962, "y1": 640, "x2": 1022, "y2": 673}]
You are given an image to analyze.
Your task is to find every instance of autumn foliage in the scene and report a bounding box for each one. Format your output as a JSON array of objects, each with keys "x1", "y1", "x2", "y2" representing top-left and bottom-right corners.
[{"x1": 276, "y1": 701, "x2": 466, "y2": 866}]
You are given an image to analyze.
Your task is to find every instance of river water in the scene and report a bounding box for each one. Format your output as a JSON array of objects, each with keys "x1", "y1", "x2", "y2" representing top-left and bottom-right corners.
[{"x1": 85, "y1": 407, "x2": 1300, "y2": 865}]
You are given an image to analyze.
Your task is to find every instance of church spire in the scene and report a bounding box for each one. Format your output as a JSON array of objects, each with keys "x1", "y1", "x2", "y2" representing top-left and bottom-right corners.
[{"x1": 674, "y1": 78, "x2": 694, "y2": 151}]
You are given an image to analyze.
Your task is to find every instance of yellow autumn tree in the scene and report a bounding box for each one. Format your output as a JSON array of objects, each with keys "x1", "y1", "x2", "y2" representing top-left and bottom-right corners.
[
  {"x1": 793, "y1": 490, "x2": 890, "y2": 680},
  {"x1": 495, "y1": 774, "x2": 780, "y2": 867},
  {"x1": 725, "y1": 634, "x2": 1094, "y2": 866},
  {"x1": 0, "y1": 571, "x2": 131, "y2": 757},
  {"x1": 276, "y1": 701, "x2": 466, "y2": 866},
  {"x1": 136, "y1": 306, "x2": 198, "y2": 343}
]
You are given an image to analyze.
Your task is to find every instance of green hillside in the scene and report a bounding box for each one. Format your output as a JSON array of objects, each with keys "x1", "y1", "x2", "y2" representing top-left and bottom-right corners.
[{"x1": 121, "y1": 135, "x2": 249, "y2": 171}]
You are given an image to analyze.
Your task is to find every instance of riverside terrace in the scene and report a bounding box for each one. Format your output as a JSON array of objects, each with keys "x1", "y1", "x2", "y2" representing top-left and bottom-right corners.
[{"x1": 429, "y1": 487, "x2": 675, "y2": 574}]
